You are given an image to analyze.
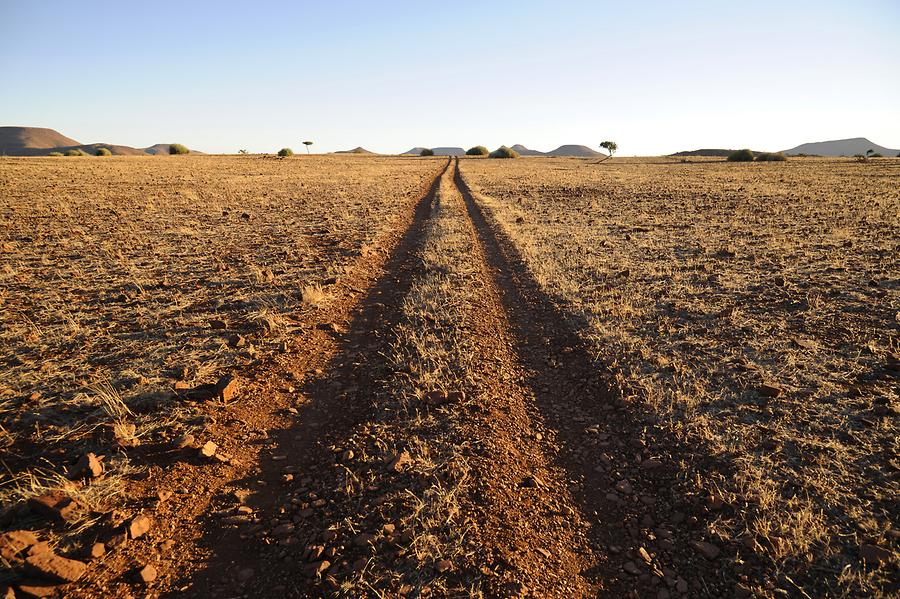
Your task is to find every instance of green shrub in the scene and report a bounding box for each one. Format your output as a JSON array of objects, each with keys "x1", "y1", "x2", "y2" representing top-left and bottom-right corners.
[
  {"x1": 277, "y1": 148, "x2": 294, "y2": 157},
  {"x1": 169, "y1": 143, "x2": 190, "y2": 155},
  {"x1": 48, "y1": 151, "x2": 64, "y2": 157},
  {"x1": 489, "y1": 146, "x2": 519, "y2": 159},
  {"x1": 756, "y1": 152, "x2": 787, "y2": 162},
  {"x1": 466, "y1": 146, "x2": 489, "y2": 156},
  {"x1": 727, "y1": 149, "x2": 754, "y2": 162},
  {"x1": 95, "y1": 147, "x2": 112, "y2": 156},
  {"x1": 420, "y1": 148, "x2": 434, "y2": 156},
  {"x1": 64, "y1": 149, "x2": 86, "y2": 157}
]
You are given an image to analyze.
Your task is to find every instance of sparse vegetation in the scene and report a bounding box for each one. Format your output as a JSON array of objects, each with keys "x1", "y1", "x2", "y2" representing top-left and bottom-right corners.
[
  {"x1": 48, "y1": 151, "x2": 63, "y2": 157},
  {"x1": 466, "y1": 146, "x2": 489, "y2": 156},
  {"x1": 420, "y1": 148, "x2": 435, "y2": 156},
  {"x1": 727, "y1": 148, "x2": 755, "y2": 162},
  {"x1": 169, "y1": 143, "x2": 190, "y2": 155},
  {"x1": 756, "y1": 151, "x2": 787, "y2": 162},
  {"x1": 277, "y1": 147, "x2": 293, "y2": 157},
  {"x1": 489, "y1": 145, "x2": 519, "y2": 159},
  {"x1": 95, "y1": 147, "x2": 112, "y2": 156},
  {"x1": 303, "y1": 141, "x2": 313, "y2": 154},
  {"x1": 64, "y1": 148, "x2": 86, "y2": 156}
]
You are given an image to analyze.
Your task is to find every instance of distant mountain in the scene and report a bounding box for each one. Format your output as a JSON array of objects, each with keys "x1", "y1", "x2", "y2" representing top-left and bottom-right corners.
[
  {"x1": 335, "y1": 147, "x2": 376, "y2": 154},
  {"x1": 401, "y1": 146, "x2": 465, "y2": 156},
  {"x1": 545, "y1": 144, "x2": 603, "y2": 157},
  {"x1": 0, "y1": 126, "x2": 200, "y2": 156},
  {"x1": 782, "y1": 137, "x2": 899, "y2": 157},
  {"x1": 510, "y1": 144, "x2": 544, "y2": 156},
  {"x1": 432, "y1": 147, "x2": 465, "y2": 156}
]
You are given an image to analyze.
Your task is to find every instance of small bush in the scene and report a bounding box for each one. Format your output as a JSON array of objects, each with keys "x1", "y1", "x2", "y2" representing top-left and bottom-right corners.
[
  {"x1": 727, "y1": 149, "x2": 754, "y2": 162},
  {"x1": 466, "y1": 146, "x2": 489, "y2": 156},
  {"x1": 868, "y1": 152, "x2": 883, "y2": 158},
  {"x1": 420, "y1": 148, "x2": 434, "y2": 156},
  {"x1": 169, "y1": 143, "x2": 189, "y2": 155},
  {"x1": 48, "y1": 151, "x2": 64, "y2": 157},
  {"x1": 95, "y1": 147, "x2": 112, "y2": 156},
  {"x1": 277, "y1": 148, "x2": 294, "y2": 157},
  {"x1": 896, "y1": 152, "x2": 900, "y2": 158},
  {"x1": 489, "y1": 146, "x2": 519, "y2": 159},
  {"x1": 756, "y1": 152, "x2": 787, "y2": 162},
  {"x1": 64, "y1": 149, "x2": 86, "y2": 157}
]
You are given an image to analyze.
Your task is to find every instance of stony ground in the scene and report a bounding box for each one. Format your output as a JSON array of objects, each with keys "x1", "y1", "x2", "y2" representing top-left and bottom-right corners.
[{"x1": 0, "y1": 154, "x2": 897, "y2": 598}]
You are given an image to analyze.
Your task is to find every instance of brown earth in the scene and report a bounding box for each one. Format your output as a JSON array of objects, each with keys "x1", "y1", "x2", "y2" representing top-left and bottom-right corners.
[{"x1": 0, "y1": 154, "x2": 897, "y2": 598}]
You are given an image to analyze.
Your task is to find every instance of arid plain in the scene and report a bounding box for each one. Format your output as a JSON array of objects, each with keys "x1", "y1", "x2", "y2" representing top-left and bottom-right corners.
[{"x1": 0, "y1": 154, "x2": 897, "y2": 598}]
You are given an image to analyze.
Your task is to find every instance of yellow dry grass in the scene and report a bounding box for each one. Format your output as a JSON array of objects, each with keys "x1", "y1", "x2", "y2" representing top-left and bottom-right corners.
[
  {"x1": 461, "y1": 156, "x2": 899, "y2": 597},
  {"x1": 0, "y1": 154, "x2": 437, "y2": 517}
]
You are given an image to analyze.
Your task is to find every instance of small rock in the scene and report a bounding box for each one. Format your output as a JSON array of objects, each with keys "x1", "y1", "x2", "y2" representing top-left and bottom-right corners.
[
  {"x1": 0, "y1": 530, "x2": 39, "y2": 561},
  {"x1": 26, "y1": 542, "x2": 51, "y2": 557},
  {"x1": 691, "y1": 540, "x2": 721, "y2": 560},
  {"x1": 758, "y1": 384, "x2": 782, "y2": 398},
  {"x1": 89, "y1": 543, "x2": 106, "y2": 559},
  {"x1": 615, "y1": 480, "x2": 634, "y2": 494},
  {"x1": 304, "y1": 560, "x2": 330, "y2": 577},
  {"x1": 228, "y1": 334, "x2": 246, "y2": 348},
  {"x1": 623, "y1": 561, "x2": 640, "y2": 575},
  {"x1": 386, "y1": 451, "x2": 412, "y2": 473},
  {"x1": 341, "y1": 450, "x2": 354, "y2": 461},
  {"x1": 215, "y1": 376, "x2": 240, "y2": 402},
  {"x1": 638, "y1": 547, "x2": 652, "y2": 564},
  {"x1": 200, "y1": 441, "x2": 218, "y2": 457},
  {"x1": 382, "y1": 523, "x2": 396, "y2": 536},
  {"x1": 859, "y1": 543, "x2": 891, "y2": 565},
  {"x1": 640, "y1": 458, "x2": 663, "y2": 470},
  {"x1": 676, "y1": 578, "x2": 688, "y2": 593},
  {"x1": 14, "y1": 580, "x2": 58, "y2": 598},
  {"x1": 138, "y1": 564, "x2": 157, "y2": 583},
  {"x1": 72, "y1": 453, "x2": 103, "y2": 479},
  {"x1": 27, "y1": 493, "x2": 81, "y2": 522},
  {"x1": 128, "y1": 514, "x2": 152, "y2": 540},
  {"x1": 25, "y1": 552, "x2": 87, "y2": 582},
  {"x1": 157, "y1": 490, "x2": 173, "y2": 503},
  {"x1": 436, "y1": 559, "x2": 452, "y2": 573},
  {"x1": 174, "y1": 434, "x2": 195, "y2": 449}
]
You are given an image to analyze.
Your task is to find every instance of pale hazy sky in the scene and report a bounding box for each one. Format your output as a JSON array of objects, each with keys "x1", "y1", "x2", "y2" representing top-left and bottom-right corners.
[{"x1": 2, "y1": 1, "x2": 898, "y2": 155}]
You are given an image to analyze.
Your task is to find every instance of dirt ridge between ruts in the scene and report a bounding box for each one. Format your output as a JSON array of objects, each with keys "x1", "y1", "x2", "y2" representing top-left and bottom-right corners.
[
  {"x1": 61, "y1": 158, "x2": 451, "y2": 597},
  {"x1": 455, "y1": 160, "x2": 743, "y2": 597}
]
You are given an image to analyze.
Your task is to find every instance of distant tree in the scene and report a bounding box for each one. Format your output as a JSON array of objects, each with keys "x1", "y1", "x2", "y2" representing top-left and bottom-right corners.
[
  {"x1": 727, "y1": 149, "x2": 755, "y2": 162},
  {"x1": 866, "y1": 149, "x2": 874, "y2": 157},
  {"x1": 278, "y1": 148, "x2": 294, "y2": 157},
  {"x1": 489, "y1": 146, "x2": 519, "y2": 159},
  {"x1": 95, "y1": 147, "x2": 112, "y2": 156},
  {"x1": 303, "y1": 141, "x2": 313, "y2": 154},
  {"x1": 756, "y1": 152, "x2": 787, "y2": 162},
  {"x1": 420, "y1": 148, "x2": 434, "y2": 156},
  {"x1": 466, "y1": 146, "x2": 489, "y2": 156},
  {"x1": 169, "y1": 143, "x2": 190, "y2": 155},
  {"x1": 238, "y1": 149, "x2": 248, "y2": 154},
  {"x1": 600, "y1": 141, "x2": 618, "y2": 159}
]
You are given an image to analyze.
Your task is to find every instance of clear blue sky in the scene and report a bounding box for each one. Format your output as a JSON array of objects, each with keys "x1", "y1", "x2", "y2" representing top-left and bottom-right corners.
[{"x1": 2, "y1": 1, "x2": 898, "y2": 155}]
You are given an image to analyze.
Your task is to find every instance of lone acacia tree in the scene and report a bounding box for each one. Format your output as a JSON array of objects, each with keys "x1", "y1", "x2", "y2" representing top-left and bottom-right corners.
[
  {"x1": 600, "y1": 141, "x2": 617, "y2": 160},
  {"x1": 303, "y1": 141, "x2": 313, "y2": 154}
]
